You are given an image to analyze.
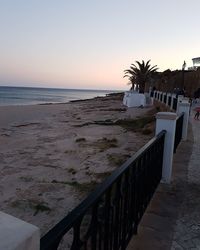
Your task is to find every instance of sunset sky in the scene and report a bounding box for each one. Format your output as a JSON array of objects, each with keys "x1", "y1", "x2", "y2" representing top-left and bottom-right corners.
[{"x1": 0, "y1": 0, "x2": 200, "y2": 90}]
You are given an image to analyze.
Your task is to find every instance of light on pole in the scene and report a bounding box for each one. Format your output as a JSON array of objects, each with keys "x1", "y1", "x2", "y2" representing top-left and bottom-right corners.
[{"x1": 182, "y1": 60, "x2": 186, "y2": 90}]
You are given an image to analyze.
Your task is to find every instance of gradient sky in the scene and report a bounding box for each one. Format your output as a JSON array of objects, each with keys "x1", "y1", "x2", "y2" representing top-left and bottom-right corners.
[{"x1": 0, "y1": 0, "x2": 200, "y2": 90}]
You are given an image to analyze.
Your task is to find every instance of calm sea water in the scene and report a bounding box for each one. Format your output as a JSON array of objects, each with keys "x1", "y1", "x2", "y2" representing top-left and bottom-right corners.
[{"x1": 0, "y1": 86, "x2": 117, "y2": 106}]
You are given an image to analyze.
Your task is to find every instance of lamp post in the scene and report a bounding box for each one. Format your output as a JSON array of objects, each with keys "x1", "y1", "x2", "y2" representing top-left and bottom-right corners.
[{"x1": 182, "y1": 60, "x2": 186, "y2": 90}]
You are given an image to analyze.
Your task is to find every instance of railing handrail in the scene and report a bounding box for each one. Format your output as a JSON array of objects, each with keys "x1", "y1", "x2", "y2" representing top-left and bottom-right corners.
[{"x1": 40, "y1": 130, "x2": 166, "y2": 250}]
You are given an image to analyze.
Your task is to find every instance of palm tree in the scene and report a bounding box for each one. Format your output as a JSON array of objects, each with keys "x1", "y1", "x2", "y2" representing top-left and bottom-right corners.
[{"x1": 124, "y1": 60, "x2": 158, "y2": 93}]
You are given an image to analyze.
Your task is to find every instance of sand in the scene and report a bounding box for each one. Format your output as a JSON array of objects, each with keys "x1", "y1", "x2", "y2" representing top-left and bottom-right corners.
[{"x1": 0, "y1": 93, "x2": 155, "y2": 236}]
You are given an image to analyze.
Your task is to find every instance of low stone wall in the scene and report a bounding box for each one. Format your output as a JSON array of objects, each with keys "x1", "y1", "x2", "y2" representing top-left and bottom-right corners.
[
  {"x1": 0, "y1": 211, "x2": 40, "y2": 250},
  {"x1": 123, "y1": 92, "x2": 153, "y2": 107}
]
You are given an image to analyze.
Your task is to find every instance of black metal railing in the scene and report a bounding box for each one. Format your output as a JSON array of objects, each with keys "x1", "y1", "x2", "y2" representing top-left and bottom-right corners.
[
  {"x1": 168, "y1": 96, "x2": 172, "y2": 107},
  {"x1": 164, "y1": 94, "x2": 167, "y2": 104},
  {"x1": 172, "y1": 98, "x2": 178, "y2": 111},
  {"x1": 174, "y1": 113, "x2": 184, "y2": 153},
  {"x1": 40, "y1": 131, "x2": 166, "y2": 250}
]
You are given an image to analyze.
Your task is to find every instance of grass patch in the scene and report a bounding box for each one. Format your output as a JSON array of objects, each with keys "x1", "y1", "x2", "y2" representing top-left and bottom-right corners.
[
  {"x1": 75, "y1": 137, "x2": 86, "y2": 142},
  {"x1": 93, "y1": 171, "x2": 113, "y2": 181},
  {"x1": 115, "y1": 116, "x2": 155, "y2": 132},
  {"x1": 95, "y1": 137, "x2": 118, "y2": 152},
  {"x1": 51, "y1": 179, "x2": 72, "y2": 185},
  {"x1": 33, "y1": 203, "x2": 51, "y2": 216},
  {"x1": 107, "y1": 153, "x2": 131, "y2": 167},
  {"x1": 156, "y1": 106, "x2": 161, "y2": 112},
  {"x1": 142, "y1": 128, "x2": 153, "y2": 135},
  {"x1": 100, "y1": 108, "x2": 126, "y2": 112},
  {"x1": 85, "y1": 171, "x2": 92, "y2": 176},
  {"x1": 73, "y1": 181, "x2": 98, "y2": 193},
  {"x1": 19, "y1": 176, "x2": 34, "y2": 182},
  {"x1": 11, "y1": 199, "x2": 51, "y2": 216},
  {"x1": 73, "y1": 115, "x2": 155, "y2": 134},
  {"x1": 74, "y1": 116, "x2": 155, "y2": 133},
  {"x1": 51, "y1": 179, "x2": 98, "y2": 193},
  {"x1": 67, "y1": 168, "x2": 77, "y2": 175},
  {"x1": 64, "y1": 149, "x2": 76, "y2": 154}
]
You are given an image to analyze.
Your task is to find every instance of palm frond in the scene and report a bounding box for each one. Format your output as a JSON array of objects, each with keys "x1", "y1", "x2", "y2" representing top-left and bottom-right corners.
[{"x1": 123, "y1": 59, "x2": 158, "y2": 92}]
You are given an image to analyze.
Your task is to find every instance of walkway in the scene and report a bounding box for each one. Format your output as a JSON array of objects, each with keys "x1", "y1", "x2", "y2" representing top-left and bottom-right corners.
[{"x1": 127, "y1": 114, "x2": 200, "y2": 250}]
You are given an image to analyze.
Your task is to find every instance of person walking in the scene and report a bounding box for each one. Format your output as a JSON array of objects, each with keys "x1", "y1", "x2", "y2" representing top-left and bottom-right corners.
[{"x1": 194, "y1": 106, "x2": 200, "y2": 120}]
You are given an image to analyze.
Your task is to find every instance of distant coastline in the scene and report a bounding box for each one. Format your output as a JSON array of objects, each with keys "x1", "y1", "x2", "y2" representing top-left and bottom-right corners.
[{"x1": 0, "y1": 86, "x2": 122, "y2": 106}]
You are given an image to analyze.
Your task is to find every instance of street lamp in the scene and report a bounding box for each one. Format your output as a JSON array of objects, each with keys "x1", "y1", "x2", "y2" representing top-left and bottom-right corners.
[
  {"x1": 182, "y1": 60, "x2": 186, "y2": 91},
  {"x1": 182, "y1": 60, "x2": 186, "y2": 70}
]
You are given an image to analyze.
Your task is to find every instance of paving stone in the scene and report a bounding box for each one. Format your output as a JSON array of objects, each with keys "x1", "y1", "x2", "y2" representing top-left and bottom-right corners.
[
  {"x1": 171, "y1": 117, "x2": 200, "y2": 250},
  {"x1": 128, "y1": 116, "x2": 200, "y2": 249}
]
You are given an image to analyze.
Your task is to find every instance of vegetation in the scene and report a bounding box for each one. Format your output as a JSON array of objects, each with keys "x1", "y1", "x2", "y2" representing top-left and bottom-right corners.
[
  {"x1": 124, "y1": 60, "x2": 158, "y2": 93},
  {"x1": 107, "y1": 153, "x2": 131, "y2": 167},
  {"x1": 95, "y1": 137, "x2": 118, "y2": 152},
  {"x1": 115, "y1": 116, "x2": 155, "y2": 132},
  {"x1": 93, "y1": 171, "x2": 113, "y2": 180},
  {"x1": 19, "y1": 176, "x2": 34, "y2": 182},
  {"x1": 75, "y1": 137, "x2": 86, "y2": 142},
  {"x1": 67, "y1": 167, "x2": 77, "y2": 175},
  {"x1": 33, "y1": 203, "x2": 51, "y2": 216},
  {"x1": 51, "y1": 179, "x2": 98, "y2": 193},
  {"x1": 11, "y1": 199, "x2": 51, "y2": 216}
]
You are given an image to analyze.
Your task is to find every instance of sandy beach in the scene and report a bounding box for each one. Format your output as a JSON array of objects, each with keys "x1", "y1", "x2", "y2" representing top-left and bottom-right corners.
[{"x1": 0, "y1": 93, "x2": 156, "y2": 236}]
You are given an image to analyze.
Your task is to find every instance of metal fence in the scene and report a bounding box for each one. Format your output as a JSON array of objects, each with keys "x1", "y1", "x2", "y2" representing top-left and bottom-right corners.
[
  {"x1": 153, "y1": 92, "x2": 180, "y2": 112},
  {"x1": 160, "y1": 93, "x2": 163, "y2": 101},
  {"x1": 168, "y1": 96, "x2": 172, "y2": 107},
  {"x1": 40, "y1": 131, "x2": 166, "y2": 250},
  {"x1": 172, "y1": 98, "x2": 178, "y2": 111},
  {"x1": 174, "y1": 113, "x2": 184, "y2": 153},
  {"x1": 164, "y1": 94, "x2": 167, "y2": 104}
]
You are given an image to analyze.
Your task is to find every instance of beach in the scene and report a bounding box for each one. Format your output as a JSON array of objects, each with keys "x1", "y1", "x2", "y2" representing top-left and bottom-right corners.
[{"x1": 0, "y1": 93, "x2": 156, "y2": 236}]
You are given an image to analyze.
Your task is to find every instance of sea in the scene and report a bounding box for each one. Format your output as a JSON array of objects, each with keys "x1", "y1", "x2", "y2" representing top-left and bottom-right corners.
[{"x1": 0, "y1": 86, "x2": 118, "y2": 106}]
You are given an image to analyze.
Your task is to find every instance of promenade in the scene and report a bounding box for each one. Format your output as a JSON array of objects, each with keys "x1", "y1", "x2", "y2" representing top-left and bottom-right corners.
[{"x1": 128, "y1": 113, "x2": 200, "y2": 250}]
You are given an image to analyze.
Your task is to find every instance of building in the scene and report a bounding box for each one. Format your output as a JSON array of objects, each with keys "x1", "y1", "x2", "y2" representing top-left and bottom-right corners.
[{"x1": 188, "y1": 57, "x2": 200, "y2": 71}]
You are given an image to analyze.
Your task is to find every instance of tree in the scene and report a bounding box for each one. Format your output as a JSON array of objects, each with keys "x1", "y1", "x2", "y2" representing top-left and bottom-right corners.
[{"x1": 124, "y1": 60, "x2": 158, "y2": 93}]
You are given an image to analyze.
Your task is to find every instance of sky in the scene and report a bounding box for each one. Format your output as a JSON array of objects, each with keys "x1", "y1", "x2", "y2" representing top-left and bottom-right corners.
[{"x1": 0, "y1": 0, "x2": 200, "y2": 90}]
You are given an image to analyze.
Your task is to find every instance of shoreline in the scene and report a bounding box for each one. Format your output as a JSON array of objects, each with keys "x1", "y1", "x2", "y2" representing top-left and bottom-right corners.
[
  {"x1": 0, "y1": 86, "x2": 123, "y2": 107},
  {"x1": 0, "y1": 93, "x2": 155, "y2": 236}
]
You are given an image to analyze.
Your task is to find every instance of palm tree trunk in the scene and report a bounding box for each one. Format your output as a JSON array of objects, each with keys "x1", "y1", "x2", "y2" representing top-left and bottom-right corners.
[{"x1": 139, "y1": 83, "x2": 145, "y2": 93}]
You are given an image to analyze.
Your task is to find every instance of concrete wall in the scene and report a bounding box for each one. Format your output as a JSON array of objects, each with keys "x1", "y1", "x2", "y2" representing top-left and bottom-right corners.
[{"x1": 0, "y1": 211, "x2": 40, "y2": 250}]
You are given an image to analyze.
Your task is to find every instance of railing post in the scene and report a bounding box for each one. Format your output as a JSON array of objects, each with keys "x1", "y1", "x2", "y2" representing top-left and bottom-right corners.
[
  {"x1": 176, "y1": 95, "x2": 184, "y2": 111},
  {"x1": 155, "y1": 112, "x2": 177, "y2": 183},
  {"x1": 177, "y1": 95, "x2": 184, "y2": 103},
  {"x1": 160, "y1": 92, "x2": 163, "y2": 102},
  {"x1": 155, "y1": 91, "x2": 158, "y2": 100},
  {"x1": 159, "y1": 91, "x2": 162, "y2": 102},
  {"x1": 0, "y1": 211, "x2": 40, "y2": 250},
  {"x1": 161, "y1": 92, "x2": 165, "y2": 103},
  {"x1": 157, "y1": 91, "x2": 159, "y2": 101},
  {"x1": 149, "y1": 86, "x2": 152, "y2": 95},
  {"x1": 176, "y1": 101, "x2": 190, "y2": 141},
  {"x1": 155, "y1": 91, "x2": 157, "y2": 100},
  {"x1": 166, "y1": 93, "x2": 170, "y2": 107},
  {"x1": 170, "y1": 94, "x2": 176, "y2": 110}
]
